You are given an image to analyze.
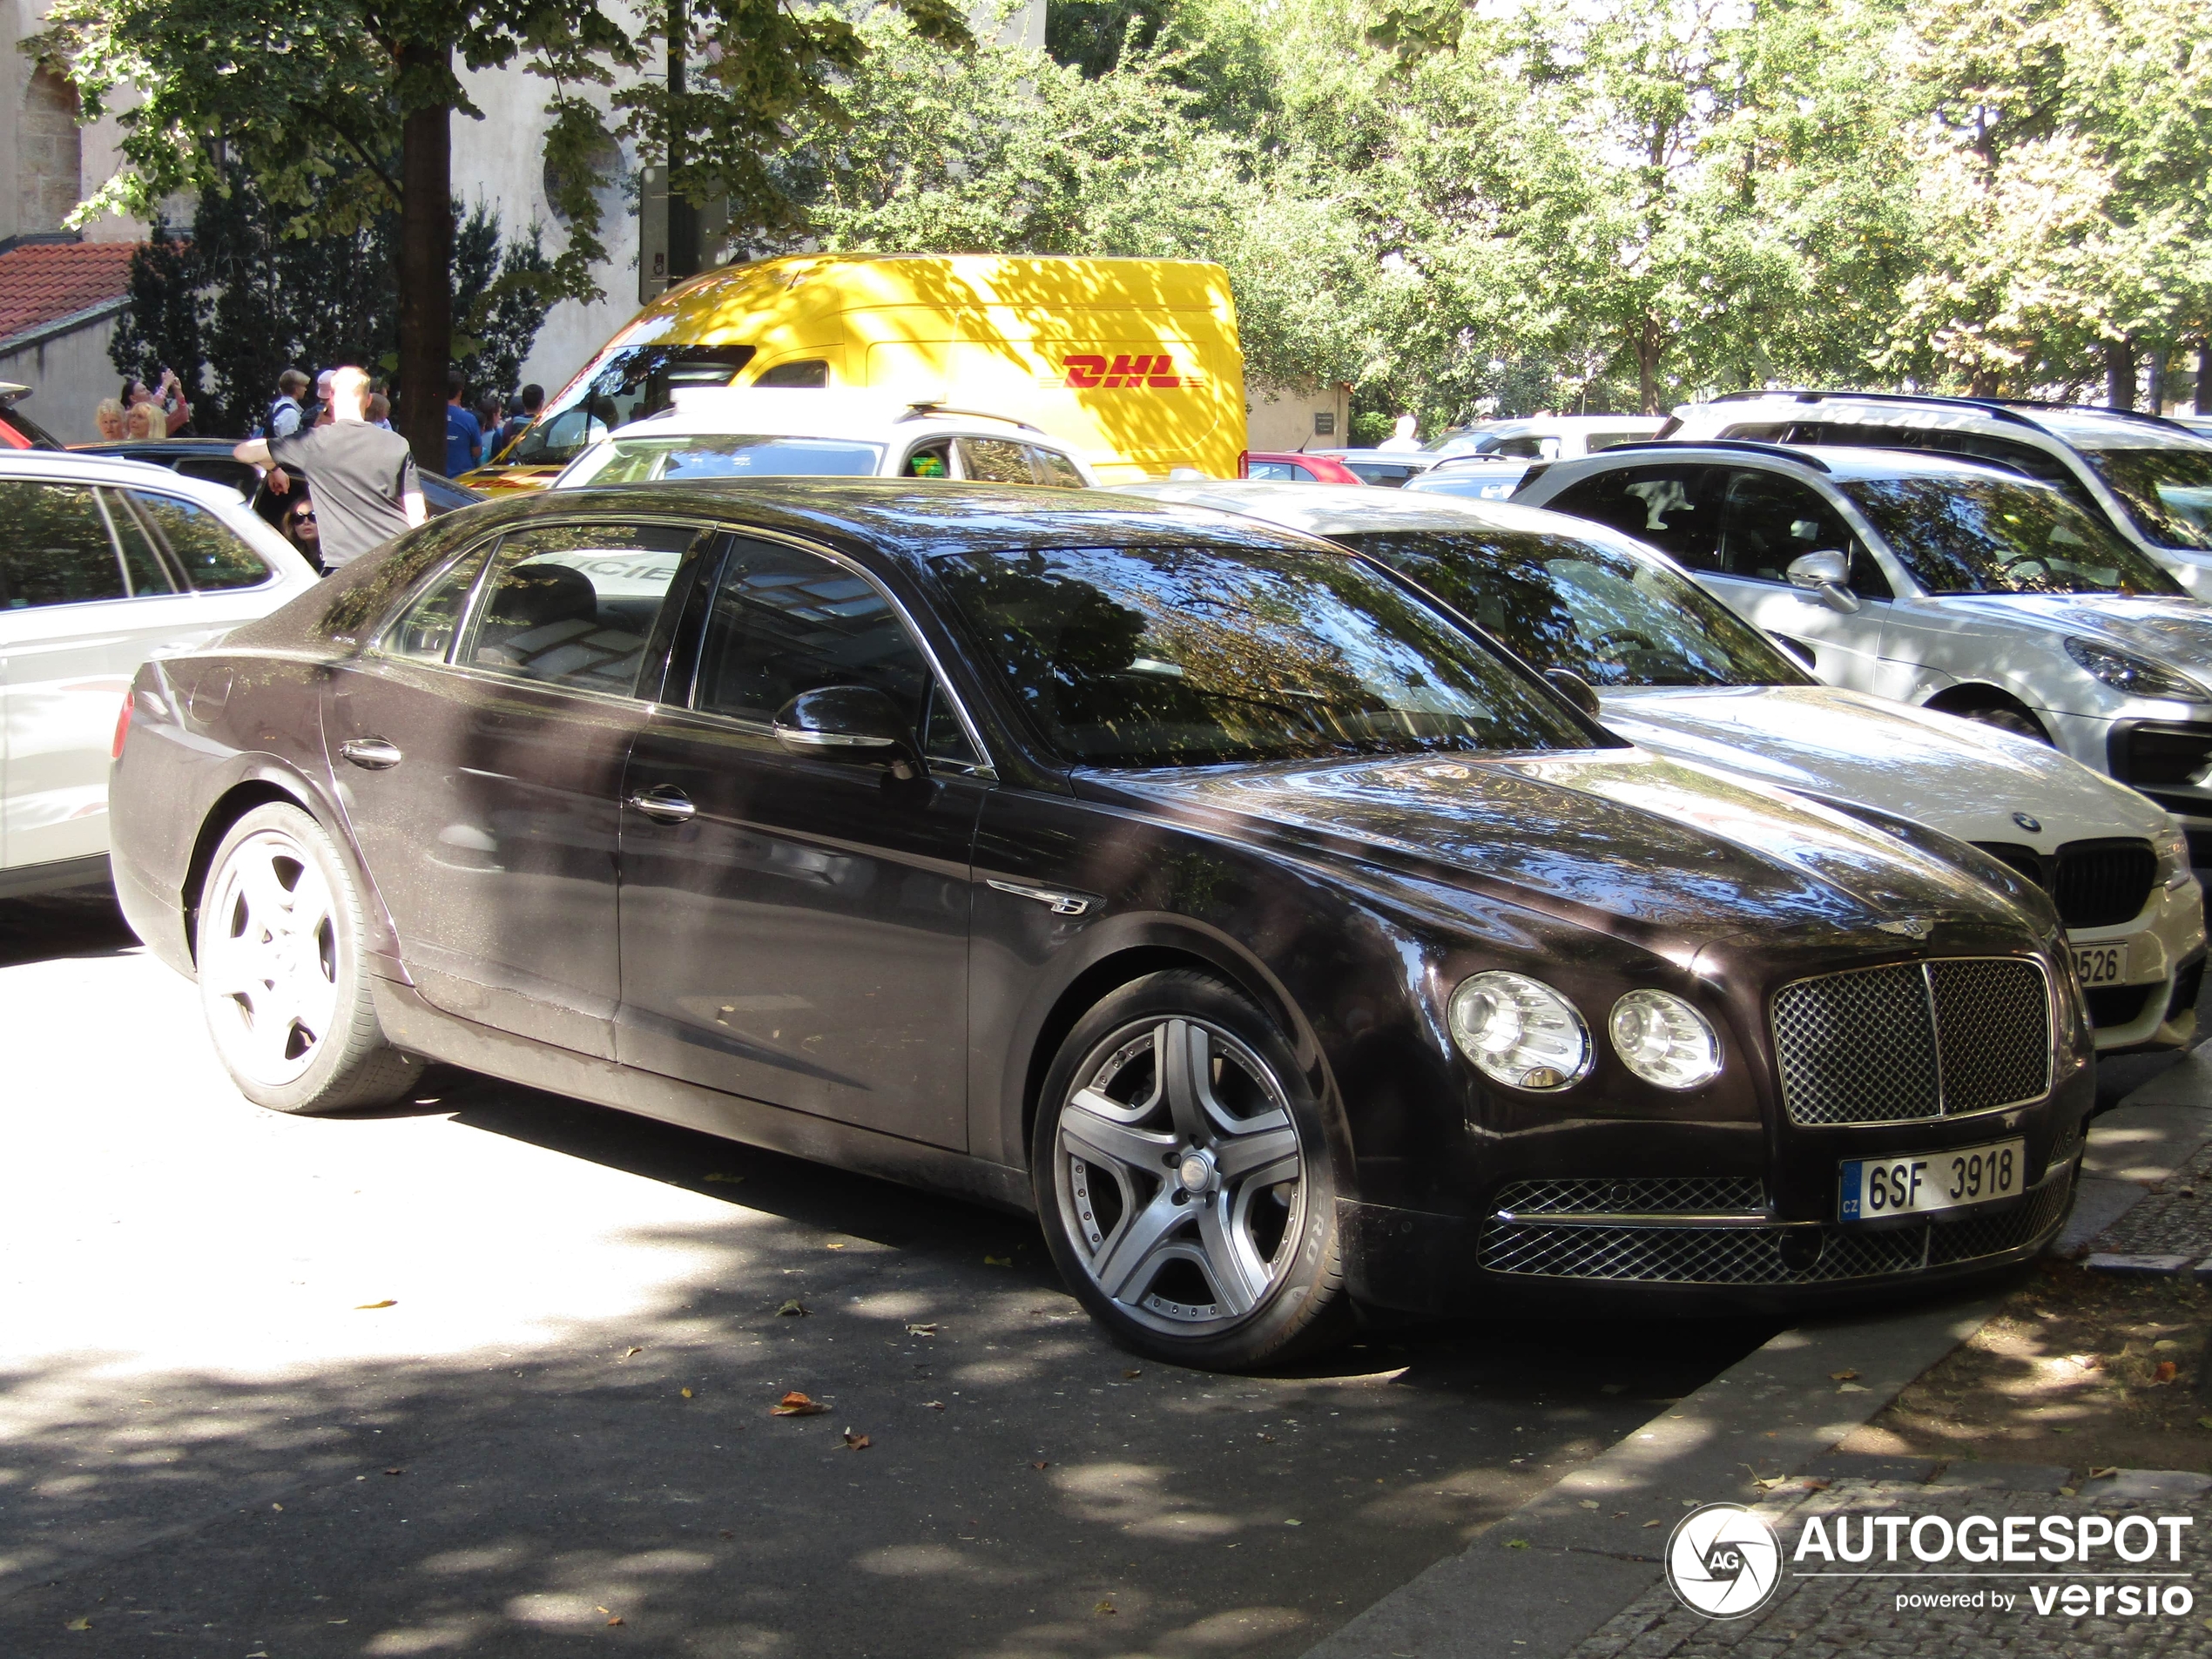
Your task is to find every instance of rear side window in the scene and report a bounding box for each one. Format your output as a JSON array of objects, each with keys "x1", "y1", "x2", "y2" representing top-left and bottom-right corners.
[
  {"x1": 1545, "y1": 464, "x2": 1719, "y2": 570},
  {"x1": 1247, "y1": 460, "x2": 1299, "y2": 482},
  {"x1": 118, "y1": 491, "x2": 271, "y2": 590},
  {"x1": 957, "y1": 438, "x2": 1035, "y2": 485},
  {"x1": 460, "y1": 523, "x2": 698, "y2": 696},
  {"x1": 0, "y1": 481, "x2": 137, "y2": 608},
  {"x1": 751, "y1": 360, "x2": 829, "y2": 389},
  {"x1": 1030, "y1": 447, "x2": 1086, "y2": 488}
]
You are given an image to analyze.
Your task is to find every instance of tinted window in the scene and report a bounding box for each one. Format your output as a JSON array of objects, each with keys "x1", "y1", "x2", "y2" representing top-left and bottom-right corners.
[
  {"x1": 1712, "y1": 469, "x2": 1868, "y2": 586},
  {"x1": 572, "y1": 435, "x2": 882, "y2": 484},
  {"x1": 692, "y1": 541, "x2": 936, "y2": 734},
  {"x1": 101, "y1": 493, "x2": 179, "y2": 595},
  {"x1": 1337, "y1": 529, "x2": 1813, "y2": 689},
  {"x1": 122, "y1": 491, "x2": 270, "y2": 590},
  {"x1": 459, "y1": 523, "x2": 698, "y2": 694},
  {"x1": 1030, "y1": 447, "x2": 1087, "y2": 489},
  {"x1": 381, "y1": 545, "x2": 489, "y2": 663},
  {"x1": 903, "y1": 441, "x2": 952, "y2": 478},
  {"x1": 1584, "y1": 431, "x2": 1650, "y2": 453},
  {"x1": 1840, "y1": 476, "x2": 2182, "y2": 597},
  {"x1": 932, "y1": 543, "x2": 1595, "y2": 767},
  {"x1": 957, "y1": 438, "x2": 1034, "y2": 485},
  {"x1": 0, "y1": 482, "x2": 127, "y2": 609},
  {"x1": 1545, "y1": 464, "x2": 1718, "y2": 569},
  {"x1": 507, "y1": 344, "x2": 756, "y2": 467},
  {"x1": 1345, "y1": 462, "x2": 1421, "y2": 487},
  {"x1": 1247, "y1": 460, "x2": 1300, "y2": 482},
  {"x1": 752, "y1": 360, "x2": 829, "y2": 389},
  {"x1": 171, "y1": 457, "x2": 260, "y2": 499},
  {"x1": 2075, "y1": 443, "x2": 2212, "y2": 551}
]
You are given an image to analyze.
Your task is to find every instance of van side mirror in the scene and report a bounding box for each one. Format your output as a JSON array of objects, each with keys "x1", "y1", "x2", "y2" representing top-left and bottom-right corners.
[
  {"x1": 772, "y1": 686, "x2": 925, "y2": 782},
  {"x1": 1545, "y1": 667, "x2": 1602, "y2": 717},
  {"x1": 1785, "y1": 550, "x2": 1860, "y2": 614}
]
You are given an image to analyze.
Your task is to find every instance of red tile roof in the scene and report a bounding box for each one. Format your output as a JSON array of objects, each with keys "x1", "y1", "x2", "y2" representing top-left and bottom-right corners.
[{"x1": 0, "y1": 240, "x2": 140, "y2": 343}]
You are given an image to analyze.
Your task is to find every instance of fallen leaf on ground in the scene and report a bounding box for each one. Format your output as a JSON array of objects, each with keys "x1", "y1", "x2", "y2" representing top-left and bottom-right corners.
[
  {"x1": 922, "y1": 1400, "x2": 946, "y2": 1410},
  {"x1": 2155, "y1": 1339, "x2": 2181, "y2": 1352},
  {"x1": 1095, "y1": 1601, "x2": 1116, "y2": 1615},
  {"x1": 2089, "y1": 1466, "x2": 2119, "y2": 1479},
  {"x1": 681, "y1": 1387, "x2": 694, "y2": 1399},
  {"x1": 907, "y1": 1323, "x2": 939, "y2": 1337},
  {"x1": 272, "y1": 1502, "x2": 283, "y2": 1511},
  {"x1": 1837, "y1": 1382, "x2": 1869, "y2": 1393},
  {"x1": 2198, "y1": 1417, "x2": 2212, "y2": 1431},
  {"x1": 384, "y1": 1467, "x2": 404, "y2": 1476},
  {"x1": 1803, "y1": 1479, "x2": 1831, "y2": 1491},
  {"x1": 773, "y1": 1392, "x2": 829, "y2": 1417},
  {"x1": 1284, "y1": 1518, "x2": 1302, "y2": 1526},
  {"x1": 1642, "y1": 1519, "x2": 1662, "y2": 1528},
  {"x1": 598, "y1": 1607, "x2": 625, "y2": 1626},
  {"x1": 1504, "y1": 1538, "x2": 1527, "y2": 1549},
  {"x1": 1032, "y1": 1460, "x2": 1050, "y2": 1470},
  {"x1": 66, "y1": 1617, "x2": 91, "y2": 1630},
  {"x1": 1123, "y1": 1369, "x2": 1142, "y2": 1379},
  {"x1": 355, "y1": 1299, "x2": 396, "y2": 1310},
  {"x1": 2050, "y1": 1426, "x2": 2074, "y2": 1434},
  {"x1": 703, "y1": 1173, "x2": 745, "y2": 1184},
  {"x1": 843, "y1": 1428, "x2": 872, "y2": 1450},
  {"x1": 622, "y1": 1346, "x2": 644, "y2": 1359},
  {"x1": 826, "y1": 1241, "x2": 847, "y2": 1251},
  {"x1": 1829, "y1": 1369, "x2": 1859, "y2": 1381},
  {"x1": 2155, "y1": 1361, "x2": 2180, "y2": 1385},
  {"x1": 778, "y1": 1299, "x2": 810, "y2": 1317},
  {"x1": 1579, "y1": 1500, "x2": 1601, "y2": 1509},
  {"x1": 1753, "y1": 1476, "x2": 1788, "y2": 1491},
  {"x1": 2067, "y1": 1353, "x2": 2101, "y2": 1370},
  {"x1": 985, "y1": 1255, "x2": 1013, "y2": 1266},
  {"x1": 2059, "y1": 1486, "x2": 2078, "y2": 1496}
]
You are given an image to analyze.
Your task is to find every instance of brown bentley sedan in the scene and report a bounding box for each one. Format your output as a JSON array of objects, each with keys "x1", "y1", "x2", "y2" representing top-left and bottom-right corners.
[{"x1": 107, "y1": 481, "x2": 2091, "y2": 1369}]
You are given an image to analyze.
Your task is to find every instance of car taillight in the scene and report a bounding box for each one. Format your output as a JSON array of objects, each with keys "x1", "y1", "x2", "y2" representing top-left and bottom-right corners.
[
  {"x1": 111, "y1": 692, "x2": 132, "y2": 759},
  {"x1": 1237, "y1": 449, "x2": 1250, "y2": 479}
]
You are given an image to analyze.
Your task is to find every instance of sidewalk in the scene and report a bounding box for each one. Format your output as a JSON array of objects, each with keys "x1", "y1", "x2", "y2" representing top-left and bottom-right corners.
[{"x1": 1305, "y1": 1049, "x2": 2212, "y2": 1659}]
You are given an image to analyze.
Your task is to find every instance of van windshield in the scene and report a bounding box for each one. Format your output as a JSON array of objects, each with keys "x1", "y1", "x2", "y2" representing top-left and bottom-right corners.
[
  {"x1": 2074, "y1": 442, "x2": 2212, "y2": 552},
  {"x1": 501, "y1": 345, "x2": 756, "y2": 468}
]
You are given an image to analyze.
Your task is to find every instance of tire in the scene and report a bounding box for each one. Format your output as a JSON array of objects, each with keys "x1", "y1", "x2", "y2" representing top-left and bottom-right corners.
[
  {"x1": 1952, "y1": 702, "x2": 2051, "y2": 745},
  {"x1": 1031, "y1": 970, "x2": 1350, "y2": 1371},
  {"x1": 196, "y1": 801, "x2": 423, "y2": 1114}
]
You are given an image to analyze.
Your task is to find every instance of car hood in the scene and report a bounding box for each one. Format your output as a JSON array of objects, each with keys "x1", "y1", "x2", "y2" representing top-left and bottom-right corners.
[
  {"x1": 1931, "y1": 594, "x2": 2212, "y2": 670},
  {"x1": 1081, "y1": 746, "x2": 2037, "y2": 946},
  {"x1": 1596, "y1": 685, "x2": 2167, "y2": 847}
]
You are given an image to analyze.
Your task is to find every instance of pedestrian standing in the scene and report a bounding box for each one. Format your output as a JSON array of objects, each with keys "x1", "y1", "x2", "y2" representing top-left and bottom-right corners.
[
  {"x1": 367, "y1": 392, "x2": 393, "y2": 429},
  {"x1": 268, "y1": 369, "x2": 309, "y2": 438},
  {"x1": 94, "y1": 398, "x2": 126, "y2": 441},
  {"x1": 124, "y1": 400, "x2": 166, "y2": 440},
  {"x1": 233, "y1": 365, "x2": 424, "y2": 572},
  {"x1": 445, "y1": 368, "x2": 482, "y2": 476},
  {"x1": 495, "y1": 383, "x2": 543, "y2": 452}
]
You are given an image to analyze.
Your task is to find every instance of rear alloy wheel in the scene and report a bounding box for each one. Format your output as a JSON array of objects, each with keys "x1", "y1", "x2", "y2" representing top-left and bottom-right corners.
[
  {"x1": 198, "y1": 802, "x2": 421, "y2": 1114},
  {"x1": 1034, "y1": 971, "x2": 1346, "y2": 1370}
]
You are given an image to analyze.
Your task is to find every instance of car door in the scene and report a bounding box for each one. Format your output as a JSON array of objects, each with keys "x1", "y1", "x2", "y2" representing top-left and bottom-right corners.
[
  {"x1": 615, "y1": 536, "x2": 987, "y2": 1149},
  {"x1": 323, "y1": 517, "x2": 707, "y2": 1058},
  {"x1": 0, "y1": 478, "x2": 206, "y2": 872},
  {"x1": 1696, "y1": 467, "x2": 1895, "y2": 691}
]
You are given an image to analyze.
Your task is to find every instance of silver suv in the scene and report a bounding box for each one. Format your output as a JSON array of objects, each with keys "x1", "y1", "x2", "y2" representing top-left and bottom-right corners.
[
  {"x1": 1511, "y1": 440, "x2": 2212, "y2": 848},
  {"x1": 1664, "y1": 392, "x2": 2212, "y2": 597}
]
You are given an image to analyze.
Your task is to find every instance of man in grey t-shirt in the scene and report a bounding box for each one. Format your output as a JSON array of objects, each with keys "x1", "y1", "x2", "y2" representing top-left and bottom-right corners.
[{"x1": 235, "y1": 366, "x2": 425, "y2": 570}]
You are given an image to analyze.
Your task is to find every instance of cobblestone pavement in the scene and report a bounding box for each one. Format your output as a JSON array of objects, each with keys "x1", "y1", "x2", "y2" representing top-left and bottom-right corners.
[
  {"x1": 2092, "y1": 1139, "x2": 2212, "y2": 1261},
  {"x1": 1570, "y1": 1474, "x2": 2212, "y2": 1659}
]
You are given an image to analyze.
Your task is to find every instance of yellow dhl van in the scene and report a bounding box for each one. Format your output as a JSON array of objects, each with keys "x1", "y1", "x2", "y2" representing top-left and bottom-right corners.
[{"x1": 465, "y1": 253, "x2": 1246, "y2": 490}]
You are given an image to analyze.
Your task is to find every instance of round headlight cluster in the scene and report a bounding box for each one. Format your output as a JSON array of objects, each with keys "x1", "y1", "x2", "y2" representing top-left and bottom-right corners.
[
  {"x1": 1608, "y1": 990, "x2": 1723, "y2": 1089},
  {"x1": 1447, "y1": 972, "x2": 1592, "y2": 1090},
  {"x1": 1448, "y1": 975, "x2": 1723, "y2": 1092}
]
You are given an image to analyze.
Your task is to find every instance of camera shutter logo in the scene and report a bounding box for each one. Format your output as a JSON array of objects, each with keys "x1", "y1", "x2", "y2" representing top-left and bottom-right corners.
[{"x1": 1665, "y1": 1503, "x2": 1784, "y2": 1619}]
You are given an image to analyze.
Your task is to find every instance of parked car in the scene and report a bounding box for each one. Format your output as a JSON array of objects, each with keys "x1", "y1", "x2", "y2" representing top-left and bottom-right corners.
[
  {"x1": 554, "y1": 389, "x2": 1097, "y2": 489},
  {"x1": 113, "y1": 480, "x2": 2088, "y2": 1367},
  {"x1": 1426, "y1": 414, "x2": 1666, "y2": 461},
  {"x1": 1305, "y1": 449, "x2": 1437, "y2": 488},
  {"x1": 1241, "y1": 451, "x2": 1364, "y2": 484},
  {"x1": 75, "y1": 439, "x2": 485, "y2": 518},
  {"x1": 3, "y1": 451, "x2": 319, "y2": 898},
  {"x1": 0, "y1": 382, "x2": 65, "y2": 450},
  {"x1": 1123, "y1": 477, "x2": 2205, "y2": 1052},
  {"x1": 1404, "y1": 455, "x2": 1532, "y2": 502},
  {"x1": 1662, "y1": 392, "x2": 2212, "y2": 598},
  {"x1": 1511, "y1": 441, "x2": 2212, "y2": 849}
]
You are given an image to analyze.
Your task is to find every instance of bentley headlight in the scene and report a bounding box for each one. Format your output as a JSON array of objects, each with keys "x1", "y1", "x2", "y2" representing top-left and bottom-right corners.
[
  {"x1": 2155, "y1": 822, "x2": 2195, "y2": 891},
  {"x1": 1608, "y1": 991, "x2": 1723, "y2": 1089},
  {"x1": 1448, "y1": 973, "x2": 1591, "y2": 1090},
  {"x1": 2064, "y1": 637, "x2": 2207, "y2": 700}
]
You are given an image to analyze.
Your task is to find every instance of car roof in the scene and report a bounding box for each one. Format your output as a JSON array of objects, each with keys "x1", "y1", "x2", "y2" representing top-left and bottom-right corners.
[
  {"x1": 1679, "y1": 390, "x2": 2212, "y2": 452},
  {"x1": 609, "y1": 388, "x2": 1049, "y2": 447},
  {"x1": 0, "y1": 447, "x2": 271, "y2": 508},
  {"x1": 1558, "y1": 440, "x2": 2061, "y2": 486},
  {"x1": 1112, "y1": 476, "x2": 1661, "y2": 550}
]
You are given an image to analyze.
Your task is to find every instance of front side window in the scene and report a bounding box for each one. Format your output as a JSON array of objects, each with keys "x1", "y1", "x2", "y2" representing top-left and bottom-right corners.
[
  {"x1": 1336, "y1": 528, "x2": 1814, "y2": 690},
  {"x1": 118, "y1": 491, "x2": 270, "y2": 590},
  {"x1": 2074, "y1": 443, "x2": 2212, "y2": 551},
  {"x1": 565, "y1": 433, "x2": 883, "y2": 486},
  {"x1": 1546, "y1": 464, "x2": 1719, "y2": 570},
  {"x1": 956, "y1": 438, "x2": 1035, "y2": 485},
  {"x1": 0, "y1": 481, "x2": 138, "y2": 608},
  {"x1": 931, "y1": 543, "x2": 1597, "y2": 767},
  {"x1": 1712, "y1": 469, "x2": 1872, "y2": 589},
  {"x1": 506, "y1": 345, "x2": 758, "y2": 468},
  {"x1": 1840, "y1": 476, "x2": 2182, "y2": 597}
]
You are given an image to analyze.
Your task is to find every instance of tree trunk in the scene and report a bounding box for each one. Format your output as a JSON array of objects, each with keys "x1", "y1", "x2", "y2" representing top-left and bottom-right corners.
[
  {"x1": 2146, "y1": 346, "x2": 2168, "y2": 413},
  {"x1": 2196, "y1": 340, "x2": 2211, "y2": 416},
  {"x1": 1635, "y1": 317, "x2": 1662, "y2": 415},
  {"x1": 396, "y1": 44, "x2": 453, "y2": 472},
  {"x1": 666, "y1": 0, "x2": 699, "y2": 283},
  {"x1": 2105, "y1": 337, "x2": 2138, "y2": 412}
]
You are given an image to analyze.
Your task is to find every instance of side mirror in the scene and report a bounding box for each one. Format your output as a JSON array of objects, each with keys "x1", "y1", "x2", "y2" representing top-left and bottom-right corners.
[
  {"x1": 1545, "y1": 667, "x2": 1602, "y2": 717},
  {"x1": 1785, "y1": 550, "x2": 1860, "y2": 614},
  {"x1": 772, "y1": 685, "x2": 925, "y2": 782}
]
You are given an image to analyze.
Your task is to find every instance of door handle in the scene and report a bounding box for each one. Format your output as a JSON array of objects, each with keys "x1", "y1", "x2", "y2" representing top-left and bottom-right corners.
[
  {"x1": 340, "y1": 737, "x2": 403, "y2": 770},
  {"x1": 625, "y1": 785, "x2": 696, "y2": 825}
]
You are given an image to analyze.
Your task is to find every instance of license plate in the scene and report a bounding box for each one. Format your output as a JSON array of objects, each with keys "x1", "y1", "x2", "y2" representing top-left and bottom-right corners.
[
  {"x1": 1839, "y1": 1138, "x2": 2026, "y2": 1223},
  {"x1": 2073, "y1": 943, "x2": 2128, "y2": 987}
]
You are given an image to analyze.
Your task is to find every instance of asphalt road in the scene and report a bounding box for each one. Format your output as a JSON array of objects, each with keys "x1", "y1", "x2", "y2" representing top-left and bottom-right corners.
[{"x1": 0, "y1": 887, "x2": 1774, "y2": 1659}]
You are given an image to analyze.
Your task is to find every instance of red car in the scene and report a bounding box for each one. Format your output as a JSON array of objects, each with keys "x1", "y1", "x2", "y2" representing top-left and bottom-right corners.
[
  {"x1": 1240, "y1": 450, "x2": 1364, "y2": 484},
  {"x1": 0, "y1": 382, "x2": 63, "y2": 449}
]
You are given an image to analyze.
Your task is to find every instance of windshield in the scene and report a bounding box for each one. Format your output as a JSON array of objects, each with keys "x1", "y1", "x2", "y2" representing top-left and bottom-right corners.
[
  {"x1": 1838, "y1": 475, "x2": 2182, "y2": 597},
  {"x1": 563, "y1": 434, "x2": 883, "y2": 485},
  {"x1": 501, "y1": 344, "x2": 756, "y2": 468},
  {"x1": 932, "y1": 543, "x2": 1597, "y2": 767},
  {"x1": 1333, "y1": 528, "x2": 1815, "y2": 689},
  {"x1": 2074, "y1": 442, "x2": 2212, "y2": 551}
]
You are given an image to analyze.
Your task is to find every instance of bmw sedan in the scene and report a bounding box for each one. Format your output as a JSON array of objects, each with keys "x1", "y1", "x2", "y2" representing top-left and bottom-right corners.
[{"x1": 111, "y1": 482, "x2": 2091, "y2": 1368}]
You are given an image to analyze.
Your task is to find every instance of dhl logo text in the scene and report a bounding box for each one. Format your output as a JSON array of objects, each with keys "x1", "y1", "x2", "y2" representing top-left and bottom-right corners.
[{"x1": 1063, "y1": 354, "x2": 1184, "y2": 389}]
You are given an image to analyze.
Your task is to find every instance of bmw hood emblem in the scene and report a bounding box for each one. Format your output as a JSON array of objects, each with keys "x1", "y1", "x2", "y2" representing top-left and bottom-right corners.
[{"x1": 2012, "y1": 812, "x2": 2042, "y2": 833}]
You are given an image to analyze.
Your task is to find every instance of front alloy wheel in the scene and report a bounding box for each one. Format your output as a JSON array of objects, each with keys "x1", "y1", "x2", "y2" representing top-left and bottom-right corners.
[{"x1": 1035, "y1": 972, "x2": 1345, "y2": 1368}]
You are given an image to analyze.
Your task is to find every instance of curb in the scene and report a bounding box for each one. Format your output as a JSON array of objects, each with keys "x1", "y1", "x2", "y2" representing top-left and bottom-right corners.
[{"x1": 1302, "y1": 1052, "x2": 2212, "y2": 1659}]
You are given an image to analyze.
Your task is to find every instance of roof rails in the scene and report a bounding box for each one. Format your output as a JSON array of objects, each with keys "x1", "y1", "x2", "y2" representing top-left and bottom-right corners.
[
  {"x1": 900, "y1": 401, "x2": 1043, "y2": 435},
  {"x1": 1701, "y1": 388, "x2": 2047, "y2": 433},
  {"x1": 1992, "y1": 400, "x2": 2206, "y2": 438},
  {"x1": 1576, "y1": 437, "x2": 1831, "y2": 472}
]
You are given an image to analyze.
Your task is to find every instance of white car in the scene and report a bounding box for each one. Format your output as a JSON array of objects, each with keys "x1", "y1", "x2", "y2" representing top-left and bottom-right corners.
[
  {"x1": 1662, "y1": 392, "x2": 2212, "y2": 597},
  {"x1": 1119, "y1": 476, "x2": 2207, "y2": 1052},
  {"x1": 1426, "y1": 414, "x2": 1667, "y2": 462},
  {"x1": 2, "y1": 452, "x2": 320, "y2": 896},
  {"x1": 1513, "y1": 442, "x2": 2212, "y2": 846},
  {"x1": 553, "y1": 389, "x2": 1098, "y2": 489}
]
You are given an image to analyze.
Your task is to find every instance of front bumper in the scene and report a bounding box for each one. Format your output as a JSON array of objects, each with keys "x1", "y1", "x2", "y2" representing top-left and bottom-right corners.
[{"x1": 2069, "y1": 876, "x2": 2205, "y2": 1053}]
